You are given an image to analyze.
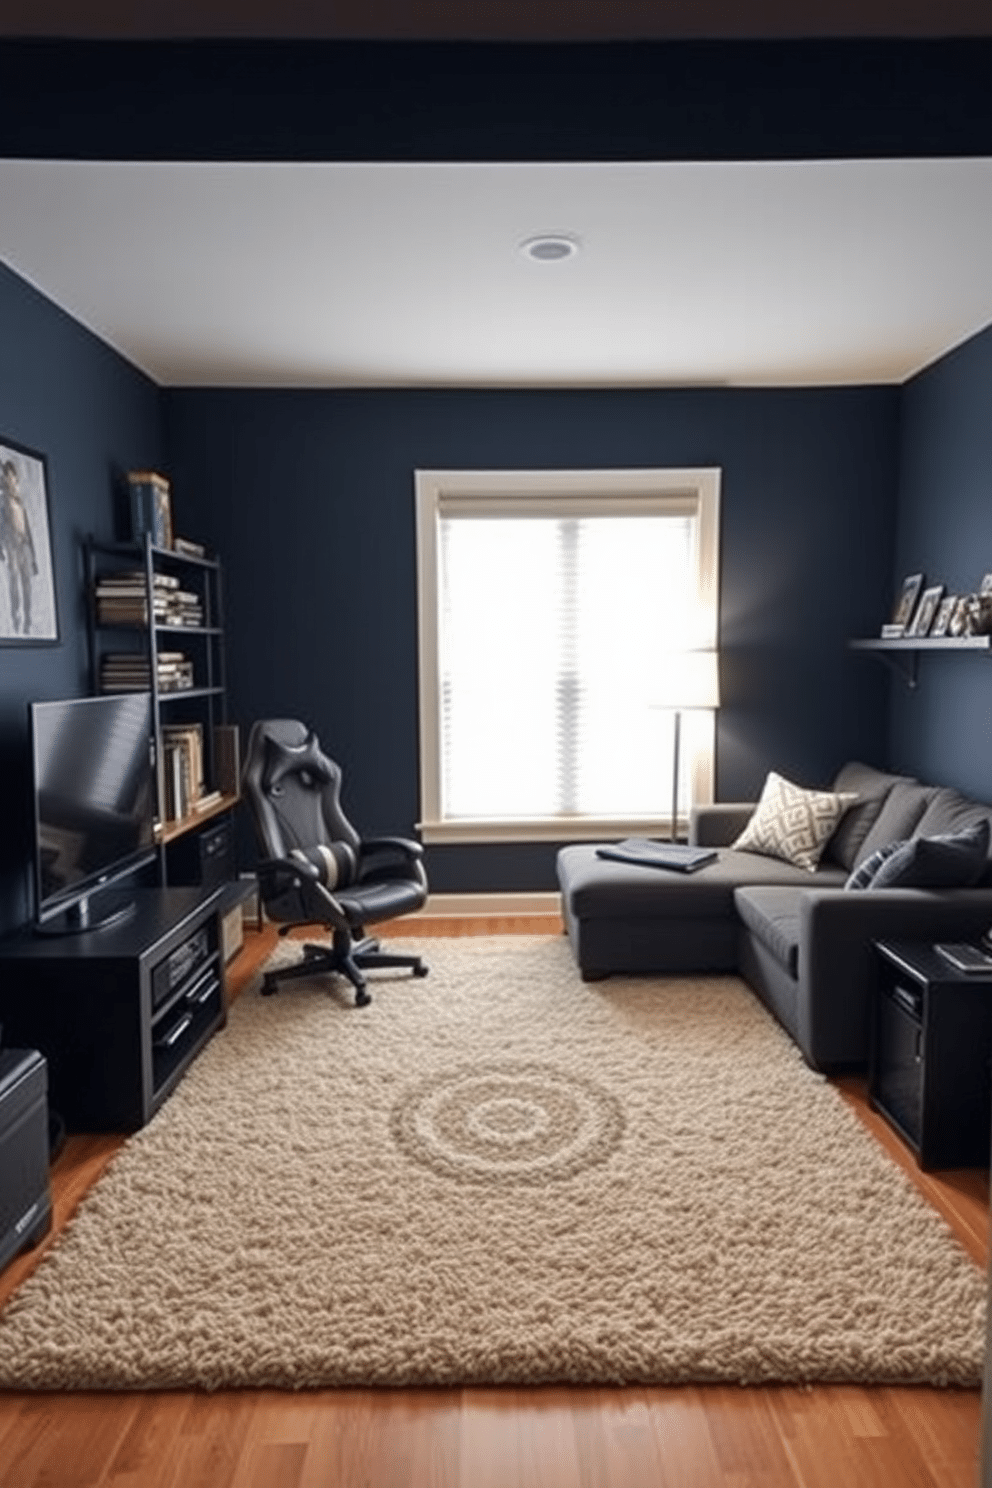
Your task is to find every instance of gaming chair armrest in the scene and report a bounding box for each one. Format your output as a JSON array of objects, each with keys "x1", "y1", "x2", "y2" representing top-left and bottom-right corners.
[
  {"x1": 255, "y1": 855, "x2": 351, "y2": 932},
  {"x1": 362, "y1": 836, "x2": 424, "y2": 860},
  {"x1": 255, "y1": 854, "x2": 321, "y2": 896}
]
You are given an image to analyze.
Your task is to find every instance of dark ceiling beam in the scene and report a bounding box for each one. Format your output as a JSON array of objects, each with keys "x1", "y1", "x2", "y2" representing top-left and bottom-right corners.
[
  {"x1": 1, "y1": 0, "x2": 991, "y2": 39},
  {"x1": 0, "y1": 38, "x2": 989, "y2": 161}
]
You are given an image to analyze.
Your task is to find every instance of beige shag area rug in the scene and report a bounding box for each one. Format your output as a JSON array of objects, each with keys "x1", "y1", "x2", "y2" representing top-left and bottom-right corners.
[{"x1": 0, "y1": 935, "x2": 985, "y2": 1391}]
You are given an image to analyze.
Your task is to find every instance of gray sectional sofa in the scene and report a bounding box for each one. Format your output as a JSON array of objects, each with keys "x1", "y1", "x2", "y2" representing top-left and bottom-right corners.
[{"x1": 556, "y1": 762, "x2": 992, "y2": 1072}]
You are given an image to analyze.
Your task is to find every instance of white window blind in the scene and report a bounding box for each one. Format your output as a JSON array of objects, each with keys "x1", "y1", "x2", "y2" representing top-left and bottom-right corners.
[{"x1": 415, "y1": 469, "x2": 721, "y2": 843}]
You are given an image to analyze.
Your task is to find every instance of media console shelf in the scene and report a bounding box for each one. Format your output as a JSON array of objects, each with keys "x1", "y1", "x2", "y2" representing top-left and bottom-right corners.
[
  {"x1": 849, "y1": 634, "x2": 991, "y2": 688},
  {"x1": 0, "y1": 888, "x2": 229, "y2": 1133}
]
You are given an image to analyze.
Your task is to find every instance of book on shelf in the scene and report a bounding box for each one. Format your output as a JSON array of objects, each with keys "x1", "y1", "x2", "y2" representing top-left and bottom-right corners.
[
  {"x1": 162, "y1": 722, "x2": 204, "y2": 801},
  {"x1": 193, "y1": 789, "x2": 224, "y2": 813},
  {"x1": 97, "y1": 602, "x2": 167, "y2": 626},
  {"x1": 213, "y1": 723, "x2": 241, "y2": 796},
  {"x1": 163, "y1": 590, "x2": 205, "y2": 627},
  {"x1": 163, "y1": 740, "x2": 193, "y2": 821},
  {"x1": 94, "y1": 570, "x2": 203, "y2": 628},
  {"x1": 161, "y1": 723, "x2": 206, "y2": 821},
  {"x1": 100, "y1": 652, "x2": 194, "y2": 693},
  {"x1": 96, "y1": 571, "x2": 180, "y2": 593},
  {"x1": 172, "y1": 536, "x2": 207, "y2": 559},
  {"x1": 128, "y1": 471, "x2": 173, "y2": 549}
]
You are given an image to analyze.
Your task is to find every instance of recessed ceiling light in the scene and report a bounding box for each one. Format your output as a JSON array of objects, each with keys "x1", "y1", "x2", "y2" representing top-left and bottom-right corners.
[{"x1": 519, "y1": 233, "x2": 581, "y2": 262}]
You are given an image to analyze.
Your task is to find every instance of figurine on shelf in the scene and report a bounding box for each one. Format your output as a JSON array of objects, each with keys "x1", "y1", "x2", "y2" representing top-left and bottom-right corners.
[{"x1": 948, "y1": 593, "x2": 992, "y2": 636}]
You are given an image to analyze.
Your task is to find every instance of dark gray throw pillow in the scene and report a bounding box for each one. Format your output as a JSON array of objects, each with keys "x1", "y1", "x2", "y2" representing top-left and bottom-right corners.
[{"x1": 863, "y1": 819, "x2": 991, "y2": 891}]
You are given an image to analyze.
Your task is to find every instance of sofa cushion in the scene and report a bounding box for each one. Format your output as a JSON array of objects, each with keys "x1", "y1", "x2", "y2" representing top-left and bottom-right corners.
[
  {"x1": 557, "y1": 843, "x2": 845, "y2": 922},
  {"x1": 912, "y1": 790, "x2": 992, "y2": 885},
  {"x1": 823, "y1": 762, "x2": 915, "y2": 871},
  {"x1": 734, "y1": 887, "x2": 802, "y2": 977},
  {"x1": 865, "y1": 820, "x2": 991, "y2": 890},
  {"x1": 732, "y1": 771, "x2": 857, "y2": 873},
  {"x1": 854, "y1": 780, "x2": 934, "y2": 865}
]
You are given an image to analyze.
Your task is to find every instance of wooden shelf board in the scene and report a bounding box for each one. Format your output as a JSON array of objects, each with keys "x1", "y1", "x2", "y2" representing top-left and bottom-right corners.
[
  {"x1": 157, "y1": 685, "x2": 224, "y2": 702},
  {"x1": 157, "y1": 792, "x2": 239, "y2": 844}
]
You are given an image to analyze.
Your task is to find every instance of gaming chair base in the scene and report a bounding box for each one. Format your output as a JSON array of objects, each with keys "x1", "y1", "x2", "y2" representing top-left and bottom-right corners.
[{"x1": 261, "y1": 932, "x2": 428, "y2": 1007}]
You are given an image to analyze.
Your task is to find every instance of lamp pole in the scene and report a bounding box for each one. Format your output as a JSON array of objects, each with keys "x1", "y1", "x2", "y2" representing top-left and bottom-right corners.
[{"x1": 671, "y1": 709, "x2": 682, "y2": 843}]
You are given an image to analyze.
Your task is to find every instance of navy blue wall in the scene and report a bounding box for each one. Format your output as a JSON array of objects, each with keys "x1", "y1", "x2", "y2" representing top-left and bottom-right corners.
[
  {"x1": 163, "y1": 384, "x2": 898, "y2": 892},
  {"x1": 0, "y1": 262, "x2": 162, "y2": 934},
  {"x1": 887, "y1": 325, "x2": 992, "y2": 802}
]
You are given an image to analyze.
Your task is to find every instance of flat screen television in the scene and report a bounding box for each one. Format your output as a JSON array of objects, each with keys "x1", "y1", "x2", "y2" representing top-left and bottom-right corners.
[{"x1": 30, "y1": 692, "x2": 158, "y2": 933}]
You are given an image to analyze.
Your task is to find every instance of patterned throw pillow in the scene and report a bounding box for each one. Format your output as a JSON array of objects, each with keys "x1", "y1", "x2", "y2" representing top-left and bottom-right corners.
[
  {"x1": 290, "y1": 843, "x2": 358, "y2": 889},
  {"x1": 844, "y1": 839, "x2": 905, "y2": 890},
  {"x1": 732, "y1": 771, "x2": 857, "y2": 873}
]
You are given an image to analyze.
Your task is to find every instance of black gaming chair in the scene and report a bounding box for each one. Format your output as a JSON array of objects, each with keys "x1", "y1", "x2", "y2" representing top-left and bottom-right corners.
[{"x1": 241, "y1": 719, "x2": 428, "y2": 1006}]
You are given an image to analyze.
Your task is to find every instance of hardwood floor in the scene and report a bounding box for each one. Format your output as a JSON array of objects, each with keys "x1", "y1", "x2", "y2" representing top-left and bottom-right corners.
[{"x1": 0, "y1": 917, "x2": 987, "y2": 1488}]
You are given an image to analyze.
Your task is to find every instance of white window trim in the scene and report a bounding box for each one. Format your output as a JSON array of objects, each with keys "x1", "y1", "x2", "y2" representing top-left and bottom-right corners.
[{"x1": 415, "y1": 467, "x2": 721, "y2": 845}]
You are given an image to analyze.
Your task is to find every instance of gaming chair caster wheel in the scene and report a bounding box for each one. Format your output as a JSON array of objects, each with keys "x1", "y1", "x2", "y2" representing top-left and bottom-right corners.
[
  {"x1": 414, "y1": 964, "x2": 429, "y2": 977},
  {"x1": 261, "y1": 974, "x2": 279, "y2": 996},
  {"x1": 355, "y1": 987, "x2": 372, "y2": 1008}
]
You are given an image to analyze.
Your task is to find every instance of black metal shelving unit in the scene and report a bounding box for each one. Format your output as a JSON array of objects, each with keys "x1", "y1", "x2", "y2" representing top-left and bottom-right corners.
[{"x1": 85, "y1": 535, "x2": 238, "y2": 885}]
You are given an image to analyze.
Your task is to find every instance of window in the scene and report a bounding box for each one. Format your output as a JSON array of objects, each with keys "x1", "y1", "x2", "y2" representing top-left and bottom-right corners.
[{"x1": 415, "y1": 468, "x2": 721, "y2": 843}]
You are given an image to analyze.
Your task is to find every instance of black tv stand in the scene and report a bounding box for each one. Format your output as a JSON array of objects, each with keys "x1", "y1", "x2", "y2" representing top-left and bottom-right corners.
[
  {"x1": 34, "y1": 889, "x2": 138, "y2": 937},
  {"x1": 0, "y1": 886, "x2": 228, "y2": 1132}
]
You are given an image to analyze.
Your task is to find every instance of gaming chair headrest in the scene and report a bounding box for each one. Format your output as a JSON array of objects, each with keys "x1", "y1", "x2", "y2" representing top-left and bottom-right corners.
[{"x1": 262, "y1": 731, "x2": 336, "y2": 795}]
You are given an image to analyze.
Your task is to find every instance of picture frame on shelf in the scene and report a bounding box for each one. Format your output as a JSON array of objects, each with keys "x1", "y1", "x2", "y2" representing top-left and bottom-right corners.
[
  {"x1": 930, "y1": 595, "x2": 957, "y2": 638},
  {"x1": 890, "y1": 572, "x2": 924, "y2": 635},
  {"x1": 907, "y1": 583, "x2": 944, "y2": 637},
  {"x1": 0, "y1": 435, "x2": 59, "y2": 644}
]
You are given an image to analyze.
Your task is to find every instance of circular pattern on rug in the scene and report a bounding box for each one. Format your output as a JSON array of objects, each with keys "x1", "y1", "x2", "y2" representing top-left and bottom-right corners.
[{"x1": 390, "y1": 1061, "x2": 625, "y2": 1185}]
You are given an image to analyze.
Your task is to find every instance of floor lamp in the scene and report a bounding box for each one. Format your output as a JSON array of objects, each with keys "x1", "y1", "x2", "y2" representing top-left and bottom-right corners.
[{"x1": 652, "y1": 651, "x2": 720, "y2": 843}]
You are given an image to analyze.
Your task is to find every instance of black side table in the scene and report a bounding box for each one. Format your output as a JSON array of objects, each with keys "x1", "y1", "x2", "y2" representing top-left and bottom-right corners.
[{"x1": 871, "y1": 940, "x2": 992, "y2": 1170}]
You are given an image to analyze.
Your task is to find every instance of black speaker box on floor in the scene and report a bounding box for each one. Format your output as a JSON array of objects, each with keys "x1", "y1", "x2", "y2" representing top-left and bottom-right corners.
[{"x1": 0, "y1": 1048, "x2": 53, "y2": 1274}]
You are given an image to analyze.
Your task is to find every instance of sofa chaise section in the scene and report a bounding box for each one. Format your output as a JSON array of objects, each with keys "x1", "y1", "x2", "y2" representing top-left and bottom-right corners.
[{"x1": 557, "y1": 835, "x2": 846, "y2": 980}]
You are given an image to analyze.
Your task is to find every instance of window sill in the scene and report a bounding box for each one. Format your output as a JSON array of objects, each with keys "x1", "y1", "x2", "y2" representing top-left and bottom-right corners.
[{"x1": 418, "y1": 817, "x2": 681, "y2": 845}]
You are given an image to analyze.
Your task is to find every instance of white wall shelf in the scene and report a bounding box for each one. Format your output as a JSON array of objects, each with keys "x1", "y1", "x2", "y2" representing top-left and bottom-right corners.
[{"x1": 849, "y1": 634, "x2": 991, "y2": 687}]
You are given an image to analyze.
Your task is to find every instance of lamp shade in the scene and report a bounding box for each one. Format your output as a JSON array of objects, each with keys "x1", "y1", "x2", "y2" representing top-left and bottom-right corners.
[{"x1": 651, "y1": 651, "x2": 720, "y2": 710}]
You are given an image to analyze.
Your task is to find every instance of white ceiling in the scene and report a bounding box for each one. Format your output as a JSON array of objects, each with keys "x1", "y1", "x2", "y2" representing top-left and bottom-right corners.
[{"x1": 1, "y1": 157, "x2": 990, "y2": 388}]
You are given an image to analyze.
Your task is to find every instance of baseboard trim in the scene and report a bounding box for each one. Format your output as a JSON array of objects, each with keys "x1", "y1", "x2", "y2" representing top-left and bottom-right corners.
[
  {"x1": 422, "y1": 892, "x2": 561, "y2": 917},
  {"x1": 238, "y1": 881, "x2": 562, "y2": 926}
]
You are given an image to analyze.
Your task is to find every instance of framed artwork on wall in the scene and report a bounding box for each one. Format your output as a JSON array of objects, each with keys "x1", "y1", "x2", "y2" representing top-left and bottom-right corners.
[{"x1": 0, "y1": 436, "x2": 59, "y2": 644}]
